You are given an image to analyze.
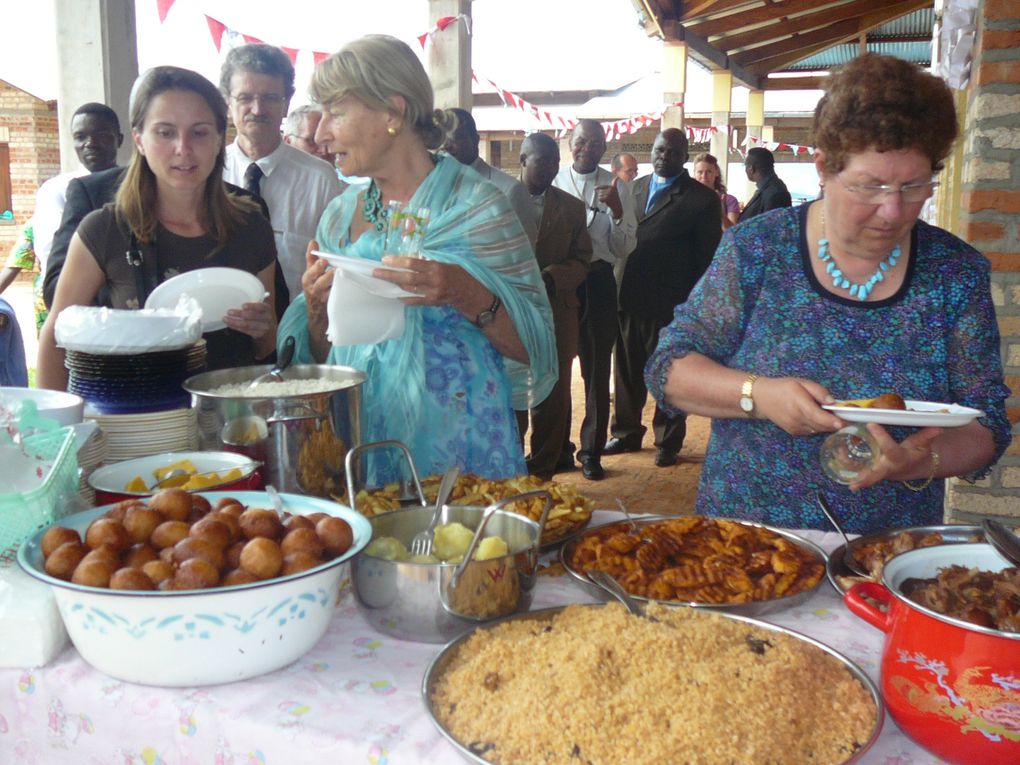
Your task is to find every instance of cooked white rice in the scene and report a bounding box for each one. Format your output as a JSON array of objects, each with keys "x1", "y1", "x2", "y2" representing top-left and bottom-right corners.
[{"x1": 209, "y1": 379, "x2": 347, "y2": 397}]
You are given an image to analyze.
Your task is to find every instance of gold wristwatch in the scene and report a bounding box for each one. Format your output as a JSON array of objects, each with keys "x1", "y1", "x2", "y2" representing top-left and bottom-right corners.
[{"x1": 739, "y1": 373, "x2": 759, "y2": 416}]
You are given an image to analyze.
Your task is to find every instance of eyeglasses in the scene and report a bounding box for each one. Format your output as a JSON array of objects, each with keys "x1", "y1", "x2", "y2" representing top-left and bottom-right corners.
[
  {"x1": 288, "y1": 134, "x2": 316, "y2": 145},
  {"x1": 231, "y1": 94, "x2": 285, "y2": 107},
  {"x1": 837, "y1": 177, "x2": 939, "y2": 204}
]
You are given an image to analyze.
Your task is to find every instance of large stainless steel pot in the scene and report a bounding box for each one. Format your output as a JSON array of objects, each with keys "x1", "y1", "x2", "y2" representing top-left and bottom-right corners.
[{"x1": 183, "y1": 364, "x2": 365, "y2": 498}]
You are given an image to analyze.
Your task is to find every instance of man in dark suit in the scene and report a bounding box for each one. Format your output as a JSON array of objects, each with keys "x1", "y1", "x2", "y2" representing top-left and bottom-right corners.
[
  {"x1": 738, "y1": 146, "x2": 792, "y2": 221},
  {"x1": 514, "y1": 133, "x2": 593, "y2": 480},
  {"x1": 43, "y1": 167, "x2": 290, "y2": 321},
  {"x1": 605, "y1": 128, "x2": 721, "y2": 467}
]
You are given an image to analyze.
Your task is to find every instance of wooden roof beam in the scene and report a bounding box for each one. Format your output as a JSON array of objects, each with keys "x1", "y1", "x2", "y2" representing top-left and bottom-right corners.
[
  {"x1": 687, "y1": 0, "x2": 852, "y2": 40},
  {"x1": 761, "y1": 74, "x2": 828, "y2": 90},
  {"x1": 679, "y1": 0, "x2": 764, "y2": 25},
  {"x1": 710, "y1": 0, "x2": 901, "y2": 54},
  {"x1": 734, "y1": 0, "x2": 930, "y2": 70}
]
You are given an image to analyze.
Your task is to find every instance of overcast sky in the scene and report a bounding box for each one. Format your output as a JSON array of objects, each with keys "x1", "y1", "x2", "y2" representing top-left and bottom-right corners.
[{"x1": 2, "y1": 0, "x2": 823, "y2": 114}]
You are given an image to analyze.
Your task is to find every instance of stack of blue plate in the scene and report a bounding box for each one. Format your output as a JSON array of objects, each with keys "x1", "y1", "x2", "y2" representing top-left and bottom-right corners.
[{"x1": 67, "y1": 341, "x2": 206, "y2": 414}]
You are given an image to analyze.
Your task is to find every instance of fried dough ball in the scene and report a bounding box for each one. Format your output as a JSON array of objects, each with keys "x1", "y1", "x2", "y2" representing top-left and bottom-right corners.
[
  {"x1": 173, "y1": 558, "x2": 220, "y2": 590},
  {"x1": 206, "y1": 511, "x2": 241, "y2": 540},
  {"x1": 104, "y1": 499, "x2": 142, "y2": 523},
  {"x1": 872, "y1": 392, "x2": 907, "y2": 410},
  {"x1": 225, "y1": 540, "x2": 246, "y2": 570},
  {"x1": 282, "y1": 551, "x2": 320, "y2": 575},
  {"x1": 82, "y1": 545, "x2": 121, "y2": 569},
  {"x1": 85, "y1": 518, "x2": 130, "y2": 552},
  {"x1": 316, "y1": 517, "x2": 353, "y2": 556},
  {"x1": 122, "y1": 543, "x2": 158, "y2": 568},
  {"x1": 44, "y1": 540, "x2": 88, "y2": 580},
  {"x1": 148, "y1": 488, "x2": 192, "y2": 521},
  {"x1": 72, "y1": 557, "x2": 116, "y2": 588},
  {"x1": 142, "y1": 559, "x2": 174, "y2": 586},
  {"x1": 222, "y1": 568, "x2": 259, "y2": 587},
  {"x1": 110, "y1": 567, "x2": 155, "y2": 591},
  {"x1": 189, "y1": 516, "x2": 232, "y2": 549},
  {"x1": 239, "y1": 537, "x2": 283, "y2": 580},
  {"x1": 123, "y1": 506, "x2": 163, "y2": 544},
  {"x1": 285, "y1": 514, "x2": 315, "y2": 532},
  {"x1": 150, "y1": 520, "x2": 191, "y2": 550},
  {"x1": 190, "y1": 494, "x2": 212, "y2": 516},
  {"x1": 281, "y1": 527, "x2": 324, "y2": 559},
  {"x1": 306, "y1": 512, "x2": 330, "y2": 525},
  {"x1": 238, "y1": 508, "x2": 283, "y2": 540},
  {"x1": 171, "y1": 537, "x2": 225, "y2": 570},
  {"x1": 41, "y1": 526, "x2": 80, "y2": 558},
  {"x1": 214, "y1": 498, "x2": 245, "y2": 516},
  {"x1": 158, "y1": 546, "x2": 175, "y2": 565}
]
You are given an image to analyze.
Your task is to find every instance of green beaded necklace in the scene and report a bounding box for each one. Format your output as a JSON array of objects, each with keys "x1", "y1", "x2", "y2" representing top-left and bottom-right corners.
[
  {"x1": 362, "y1": 181, "x2": 386, "y2": 233},
  {"x1": 817, "y1": 205, "x2": 900, "y2": 301}
]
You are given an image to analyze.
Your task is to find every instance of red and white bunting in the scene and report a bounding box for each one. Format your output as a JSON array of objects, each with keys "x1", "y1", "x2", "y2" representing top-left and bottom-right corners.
[
  {"x1": 193, "y1": 14, "x2": 690, "y2": 138},
  {"x1": 155, "y1": 0, "x2": 176, "y2": 23},
  {"x1": 743, "y1": 134, "x2": 815, "y2": 156}
]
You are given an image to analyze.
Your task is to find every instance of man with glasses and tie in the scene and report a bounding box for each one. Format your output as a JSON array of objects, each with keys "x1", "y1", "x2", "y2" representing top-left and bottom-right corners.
[{"x1": 221, "y1": 44, "x2": 341, "y2": 303}]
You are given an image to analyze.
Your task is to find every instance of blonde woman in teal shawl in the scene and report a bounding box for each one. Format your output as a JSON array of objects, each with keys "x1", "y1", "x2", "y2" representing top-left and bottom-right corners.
[{"x1": 279, "y1": 35, "x2": 556, "y2": 482}]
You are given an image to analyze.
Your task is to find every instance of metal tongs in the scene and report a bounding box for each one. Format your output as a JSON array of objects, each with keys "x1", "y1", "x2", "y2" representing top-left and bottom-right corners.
[{"x1": 816, "y1": 491, "x2": 870, "y2": 577}]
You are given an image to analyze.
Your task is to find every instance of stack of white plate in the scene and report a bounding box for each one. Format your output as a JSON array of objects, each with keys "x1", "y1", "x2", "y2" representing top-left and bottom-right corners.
[
  {"x1": 74, "y1": 423, "x2": 107, "y2": 507},
  {"x1": 84, "y1": 407, "x2": 198, "y2": 463}
]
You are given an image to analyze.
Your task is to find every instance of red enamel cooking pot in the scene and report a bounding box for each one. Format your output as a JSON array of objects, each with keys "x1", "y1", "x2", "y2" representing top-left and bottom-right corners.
[{"x1": 844, "y1": 543, "x2": 1020, "y2": 765}]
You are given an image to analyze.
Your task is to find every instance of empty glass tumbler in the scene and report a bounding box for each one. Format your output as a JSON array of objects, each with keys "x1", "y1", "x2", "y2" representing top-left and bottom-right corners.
[{"x1": 819, "y1": 424, "x2": 880, "y2": 485}]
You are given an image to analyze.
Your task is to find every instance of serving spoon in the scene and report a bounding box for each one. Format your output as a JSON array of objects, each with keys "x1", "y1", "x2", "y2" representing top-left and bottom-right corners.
[
  {"x1": 248, "y1": 335, "x2": 295, "y2": 388},
  {"x1": 815, "y1": 491, "x2": 871, "y2": 577},
  {"x1": 982, "y1": 519, "x2": 1020, "y2": 567}
]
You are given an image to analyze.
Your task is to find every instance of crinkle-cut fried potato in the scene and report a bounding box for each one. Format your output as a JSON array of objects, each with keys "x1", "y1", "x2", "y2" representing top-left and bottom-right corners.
[
  {"x1": 568, "y1": 517, "x2": 823, "y2": 605},
  {"x1": 350, "y1": 472, "x2": 594, "y2": 546}
]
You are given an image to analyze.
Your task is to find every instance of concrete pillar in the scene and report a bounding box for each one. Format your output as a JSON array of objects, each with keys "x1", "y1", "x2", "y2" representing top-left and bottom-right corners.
[
  {"x1": 661, "y1": 41, "x2": 686, "y2": 130},
  {"x1": 710, "y1": 70, "x2": 732, "y2": 175},
  {"x1": 54, "y1": 0, "x2": 138, "y2": 171},
  {"x1": 428, "y1": 0, "x2": 472, "y2": 110},
  {"x1": 743, "y1": 90, "x2": 765, "y2": 199}
]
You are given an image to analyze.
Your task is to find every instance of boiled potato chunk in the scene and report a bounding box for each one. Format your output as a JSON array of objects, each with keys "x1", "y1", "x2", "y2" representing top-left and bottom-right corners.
[
  {"x1": 474, "y1": 536, "x2": 508, "y2": 561},
  {"x1": 433, "y1": 522, "x2": 475, "y2": 561},
  {"x1": 364, "y1": 536, "x2": 409, "y2": 561},
  {"x1": 408, "y1": 553, "x2": 441, "y2": 564}
]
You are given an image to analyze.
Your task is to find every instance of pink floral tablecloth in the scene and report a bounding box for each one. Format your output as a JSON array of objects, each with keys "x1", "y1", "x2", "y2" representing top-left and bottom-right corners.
[{"x1": 0, "y1": 512, "x2": 944, "y2": 764}]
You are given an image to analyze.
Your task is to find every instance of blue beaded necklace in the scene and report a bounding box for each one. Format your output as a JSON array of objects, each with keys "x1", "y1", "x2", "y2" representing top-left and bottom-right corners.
[{"x1": 817, "y1": 206, "x2": 900, "y2": 301}]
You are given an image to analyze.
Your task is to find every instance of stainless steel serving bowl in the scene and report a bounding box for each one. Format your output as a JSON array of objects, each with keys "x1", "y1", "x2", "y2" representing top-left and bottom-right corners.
[
  {"x1": 351, "y1": 492, "x2": 552, "y2": 644},
  {"x1": 422, "y1": 604, "x2": 884, "y2": 765},
  {"x1": 561, "y1": 515, "x2": 828, "y2": 617},
  {"x1": 183, "y1": 363, "x2": 365, "y2": 498}
]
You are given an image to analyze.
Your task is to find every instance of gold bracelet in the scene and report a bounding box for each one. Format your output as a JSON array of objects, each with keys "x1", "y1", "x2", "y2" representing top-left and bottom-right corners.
[{"x1": 902, "y1": 449, "x2": 940, "y2": 492}]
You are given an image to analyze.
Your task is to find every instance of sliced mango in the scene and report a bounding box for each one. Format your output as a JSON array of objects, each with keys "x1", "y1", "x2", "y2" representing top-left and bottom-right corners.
[
  {"x1": 125, "y1": 475, "x2": 149, "y2": 493},
  {"x1": 153, "y1": 459, "x2": 198, "y2": 481}
]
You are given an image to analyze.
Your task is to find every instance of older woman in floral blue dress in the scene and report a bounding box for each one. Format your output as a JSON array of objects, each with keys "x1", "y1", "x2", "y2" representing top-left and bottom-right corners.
[{"x1": 646, "y1": 54, "x2": 1010, "y2": 534}]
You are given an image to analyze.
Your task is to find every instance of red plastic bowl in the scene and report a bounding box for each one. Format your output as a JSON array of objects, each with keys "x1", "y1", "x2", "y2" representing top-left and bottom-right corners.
[
  {"x1": 844, "y1": 543, "x2": 1020, "y2": 765},
  {"x1": 88, "y1": 451, "x2": 262, "y2": 505}
]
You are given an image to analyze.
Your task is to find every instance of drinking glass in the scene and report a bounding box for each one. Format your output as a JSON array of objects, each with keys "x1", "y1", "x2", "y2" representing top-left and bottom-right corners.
[
  {"x1": 819, "y1": 424, "x2": 880, "y2": 485},
  {"x1": 384, "y1": 201, "x2": 431, "y2": 259}
]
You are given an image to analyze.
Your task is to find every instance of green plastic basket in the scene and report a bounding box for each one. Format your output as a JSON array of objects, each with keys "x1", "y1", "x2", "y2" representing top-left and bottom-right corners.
[{"x1": 0, "y1": 426, "x2": 79, "y2": 553}]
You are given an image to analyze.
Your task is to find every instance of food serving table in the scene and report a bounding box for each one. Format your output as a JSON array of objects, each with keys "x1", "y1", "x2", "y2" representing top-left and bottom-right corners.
[{"x1": 0, "y1": 512, "x2": 943, "y2": 764}]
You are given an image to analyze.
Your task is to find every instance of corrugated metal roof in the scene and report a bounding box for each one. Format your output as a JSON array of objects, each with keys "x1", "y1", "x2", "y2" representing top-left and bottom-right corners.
[
  {"x1": 871, "y1": 8, "x2": 935, "y2": 39},
  {"x1": 791, "y1": 41, "x2": 932, "y2": 71}
]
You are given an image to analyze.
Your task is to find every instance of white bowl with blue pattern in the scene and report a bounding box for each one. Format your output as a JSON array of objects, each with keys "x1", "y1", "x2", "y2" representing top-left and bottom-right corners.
[{"x1": 17, "y1": 491, "x2": 372, "y2": 686}]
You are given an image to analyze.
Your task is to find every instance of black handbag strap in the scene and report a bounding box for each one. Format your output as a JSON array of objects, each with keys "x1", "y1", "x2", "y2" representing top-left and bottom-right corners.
[{"x1": 125, "y1": 232, "x2": 150, "y2": 306}]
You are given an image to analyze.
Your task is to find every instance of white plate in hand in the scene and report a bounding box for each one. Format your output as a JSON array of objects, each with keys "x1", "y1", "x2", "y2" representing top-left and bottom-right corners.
[
  {"x1": 144, "y1": 268, "x2": 266, "y2": 332},
  {"x1": 822, "y1": 400, "x2": 984, "y2": 427},
  {"x1": 311, "y1": 250, "x2": 417, "y2": 299}
]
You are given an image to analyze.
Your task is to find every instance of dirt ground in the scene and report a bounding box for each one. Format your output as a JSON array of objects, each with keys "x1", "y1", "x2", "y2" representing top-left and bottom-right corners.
[{"x1": 543, "y1": 358, "x2": 707, "y2": 515}]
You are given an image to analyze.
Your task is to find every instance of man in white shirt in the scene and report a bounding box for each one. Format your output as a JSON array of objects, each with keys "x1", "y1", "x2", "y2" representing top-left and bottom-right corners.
[
  {"x1": 553, "y1": 119, "x2": 636, "y2": 480},
  {"x1": 611, "y1": 152, "x2": 639, "y2": 183},
  {"x1": 441, "y1": 108, "x2": 538, "y2": 248},
  {"x1": 220, "y1": 44, "x2": 341, "y2": 302}
]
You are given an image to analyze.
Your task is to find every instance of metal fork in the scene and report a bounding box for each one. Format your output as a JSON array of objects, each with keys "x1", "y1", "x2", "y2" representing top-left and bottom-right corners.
[{"x1": 409, "y1": 466, "x2": 460, "y2": 557}]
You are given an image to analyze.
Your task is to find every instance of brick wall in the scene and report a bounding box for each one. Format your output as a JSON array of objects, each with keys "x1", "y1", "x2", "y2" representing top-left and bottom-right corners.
[
  {"x1": 0, "y1": 80, "x2": 61, "y2": 258},
  {"x1": 946, "y1": 0, "x2": 1020, "y2": 523}
]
